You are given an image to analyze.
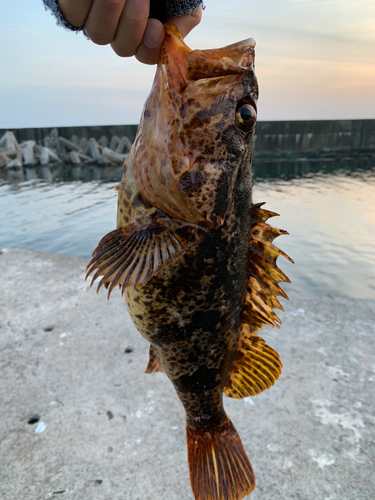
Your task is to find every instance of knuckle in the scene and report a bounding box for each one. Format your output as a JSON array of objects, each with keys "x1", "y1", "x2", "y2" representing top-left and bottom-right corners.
[
  {"x1": 101, "y1": 0, "x2": 124, "y2": 7},
  {"x1": 123, "y1": 14, "x2": 144, "y2": 30},
  {"x1": 111, "y1": 41, "x2": 135, "y2": 58},
  {"x1": 87, "y1": 30, "x2": 112, "y2": 45}
]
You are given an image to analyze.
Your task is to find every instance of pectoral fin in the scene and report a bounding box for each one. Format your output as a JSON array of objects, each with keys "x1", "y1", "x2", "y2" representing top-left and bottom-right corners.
[{"x1": 86, "y1": 220, "x2": 197, "y2": 298}]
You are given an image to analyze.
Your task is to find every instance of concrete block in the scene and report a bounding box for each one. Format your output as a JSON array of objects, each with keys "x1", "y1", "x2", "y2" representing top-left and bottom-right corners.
[
  {"x1": 110, "y1": 135, "x2": 120, "y2": 151},
  {"x1": 88, "y1": 138, "x2": 101, "y2": 161},
  {"x1": 56, "y1": 141, "x2": 66, "y2": 157},
  {"x1": 20, "y1": 140, "x2": 36, "y2": 165},
  {"x1": 56, "y1": 141, "x2": 74, "y2": 164},
  {"x1": 0, "y1": 152, "x2": 12, "y2": 168},
  {"x1": 68, "y1": 151, "x2": 93, "y2": 164},
  {"x1": 77, "y1": 152, "x2": 94, "y2": 162},
  {"x1": 70, "y1": 135, "x2": 80, "y2": 146},
  {"x1": 58, "y1": 136, "x2": 80, "y2": 152},
  {"x1": 0, "y1": 150, "x2": 20, "y2": 165},
  {"x1": 69, "y1": 151, "x2": 81, "y2": 164},
  {"x1": 40, "y1": 147, "x2": 61, "y2": 166},
  {"x1": 39, "y1": 148, "x2": 50, "y2": 166},
  {"x1": 0, "y1": 131, "x2": 19, "y2": 152},
  {"x1": 98, "y1": 135, "x2": 109, "y2": 148},
  {"x1": 100, "y1": 147, "x2": 124, "y2": 165},
  {"x1": 5, "y1": 157, "x2": 22, "y2": 168},
  {"x1": 79, "y1": 137, "x2": 89, "y2": 155},
  {"x1": 0, "y1": 131, "x2": 23, "y2": 167},
  {"x1": 44, "y1": 127, "x2": 59, "y2": 149},
  {"x1": 33, "y1": 144, "x2": 43, "y2": 162},
  {"x1": 115, "y1": 136, "x2": 132, "y2": 154}
]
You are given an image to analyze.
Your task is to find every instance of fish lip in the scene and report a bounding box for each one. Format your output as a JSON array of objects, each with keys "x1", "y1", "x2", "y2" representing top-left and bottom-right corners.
[
  {"x1": 186, "y1": 38, "x2": 256, "y2": 81},
  {"x1": 161, "y1": 24, "x2": 256, "y2": 85}
]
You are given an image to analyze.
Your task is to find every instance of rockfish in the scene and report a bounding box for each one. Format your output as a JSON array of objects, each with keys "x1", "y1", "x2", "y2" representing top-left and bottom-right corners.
[{"x1": 87, "y1": 23, "x2": 292, "y2": 500}]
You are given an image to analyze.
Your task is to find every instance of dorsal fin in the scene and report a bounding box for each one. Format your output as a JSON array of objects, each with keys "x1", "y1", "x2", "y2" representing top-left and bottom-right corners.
[
  {"x1": 225, "y1": 203, "x2": 292, "y2": 400},
  {"x1": 86, "y1": 219, "x2": 203, "y2": 299},
  {"x1": 242, "y1": 203, "x2": 293, "y2": 331}
]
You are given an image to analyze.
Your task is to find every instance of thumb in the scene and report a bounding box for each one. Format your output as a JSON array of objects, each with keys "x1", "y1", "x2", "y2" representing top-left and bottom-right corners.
[{"x1": 167, "y1": 5, "x2": 203, "y2": 39}]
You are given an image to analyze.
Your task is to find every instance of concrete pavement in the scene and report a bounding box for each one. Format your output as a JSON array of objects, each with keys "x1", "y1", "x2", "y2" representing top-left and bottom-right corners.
[{"x1": 1, "y1": 247, "x2": 374, "y2": 500}]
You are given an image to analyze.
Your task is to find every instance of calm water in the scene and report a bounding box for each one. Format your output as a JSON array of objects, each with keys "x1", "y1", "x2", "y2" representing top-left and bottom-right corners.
[{"x1": 1, "y1": 154, "x2": 375, "y2": 299}]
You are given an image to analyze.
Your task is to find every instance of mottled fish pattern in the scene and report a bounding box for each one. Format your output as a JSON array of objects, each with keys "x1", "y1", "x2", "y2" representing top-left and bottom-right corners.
[{"x1": 87, "y1": 24, "x2": 293, "y2": 500}]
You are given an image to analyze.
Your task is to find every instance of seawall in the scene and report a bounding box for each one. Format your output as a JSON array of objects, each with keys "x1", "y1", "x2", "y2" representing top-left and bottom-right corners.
[
  {"x1": 1, "y1": 119, "x2": 375, "y2": 154},
  {"x1": 254, "y1": 119, "x2": 375, "y2": 154}
]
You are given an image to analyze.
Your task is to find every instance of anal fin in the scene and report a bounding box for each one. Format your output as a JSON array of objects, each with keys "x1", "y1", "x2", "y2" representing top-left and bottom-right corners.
[
  {"x1": 224, "y1": 327, "x2": 282, "y2": 399},
  {"x1": 145, "y1": 344, "x2": 163, "y2": 374}
]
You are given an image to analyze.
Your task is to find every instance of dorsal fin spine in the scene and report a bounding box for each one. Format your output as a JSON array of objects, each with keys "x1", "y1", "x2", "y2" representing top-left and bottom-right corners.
[{"x1": 226, "y1": 202, "x2": 292, "y2": 401}]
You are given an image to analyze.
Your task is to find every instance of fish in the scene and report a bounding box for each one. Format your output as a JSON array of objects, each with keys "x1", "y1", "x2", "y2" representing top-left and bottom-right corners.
[{"x1": 86, "y1": 23, "x2": 293, "y2": 500}]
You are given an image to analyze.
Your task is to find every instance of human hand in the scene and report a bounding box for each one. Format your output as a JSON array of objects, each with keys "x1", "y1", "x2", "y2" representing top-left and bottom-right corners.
[{"x1": 58, "y1": 0, "x2": 202, "y2": 64}]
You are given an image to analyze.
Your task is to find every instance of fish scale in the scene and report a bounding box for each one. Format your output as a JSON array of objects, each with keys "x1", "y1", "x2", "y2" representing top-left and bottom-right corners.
[{"x1": 86, "y1": 23, "x2": 292, "y2": 500}]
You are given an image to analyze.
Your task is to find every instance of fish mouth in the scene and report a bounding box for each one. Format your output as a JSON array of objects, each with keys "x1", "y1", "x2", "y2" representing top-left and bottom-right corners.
[
  {"x1": 163, "y1": 23, "x2": 255, "y2": 85},
  {"x1": 186, "y1": 38, "x2": 256, "y2": 81}
]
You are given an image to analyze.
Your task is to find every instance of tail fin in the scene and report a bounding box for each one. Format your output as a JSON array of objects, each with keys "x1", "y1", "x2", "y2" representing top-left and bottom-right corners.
[{"x1": 186, "y1": 416, "x2": 255, "y2": 500}]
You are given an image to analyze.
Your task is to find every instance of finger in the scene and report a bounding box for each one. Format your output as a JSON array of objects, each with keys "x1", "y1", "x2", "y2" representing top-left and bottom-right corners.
[
  {"x1": 168, "y1": 5, "x2": 203, "y2": 39},
  {"x1": 134, "y1": 18, "x2": 164, "y2": 65},
  {"x1": 84, "y1": 0, "x2": 127, "y2": 46},
  {"x1": 59, "y1": 0, "x2": 93, "y2": 27},
  {"x1": 111, "y1": 0, "x2": 150, "y2": 57}
]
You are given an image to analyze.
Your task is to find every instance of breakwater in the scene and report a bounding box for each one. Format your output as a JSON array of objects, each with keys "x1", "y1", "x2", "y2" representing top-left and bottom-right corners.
[
  {"x1": 1, "y1": 119, "x2": 374, "y2": 167},
  {"x1": 0, "y1": 124, "x2": 138, "y2": 147},
  {"x1": 0, "y1": 127, "x2": 136, "y2": 169}
]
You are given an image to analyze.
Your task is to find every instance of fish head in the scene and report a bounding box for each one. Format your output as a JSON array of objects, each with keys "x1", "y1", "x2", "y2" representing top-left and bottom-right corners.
[{"x1": 133, "y1": 23, "x2": 258, "y2": 226}]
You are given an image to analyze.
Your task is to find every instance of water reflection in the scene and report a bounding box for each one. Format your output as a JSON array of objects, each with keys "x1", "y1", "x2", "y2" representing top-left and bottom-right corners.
[
  {"x1": 253, "y1": 152, "x2": 375, "y2": 180},
  {"x1": 0, "y1": 162, "x2": 123, "y2": 185},
  {"x1": 1, "y1": 154, "x2": 374, "y2": 299},
  {"x1": 254, "y1": 169, "x2": 375, "y2": 300}
]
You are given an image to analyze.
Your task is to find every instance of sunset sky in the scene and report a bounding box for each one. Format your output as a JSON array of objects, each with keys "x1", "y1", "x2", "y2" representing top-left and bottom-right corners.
[{"x1": 1, "y1": 0, "x2": 374, "y2": 128}]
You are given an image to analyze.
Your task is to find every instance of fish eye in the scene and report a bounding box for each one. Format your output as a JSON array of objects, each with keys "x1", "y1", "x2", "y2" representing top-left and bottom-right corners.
[{"x1": 235, "y1": 101, "x2": 257, "y2": 129}]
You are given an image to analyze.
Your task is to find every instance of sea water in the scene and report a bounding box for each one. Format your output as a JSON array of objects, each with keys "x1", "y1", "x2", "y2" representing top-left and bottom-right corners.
[{"x1": 1, "y1": 154, "x2": 374, "y2": 299}]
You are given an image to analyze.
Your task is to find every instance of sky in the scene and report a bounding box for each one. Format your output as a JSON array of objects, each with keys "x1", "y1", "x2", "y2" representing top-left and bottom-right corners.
[{"x1": 0, "y1": 0, "x2": 374, "y2": 128}]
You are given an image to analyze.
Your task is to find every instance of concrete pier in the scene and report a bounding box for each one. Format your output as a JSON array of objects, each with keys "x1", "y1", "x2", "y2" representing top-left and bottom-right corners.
[{"x1": 1, "y1": 247, "x2": 374, "y2": 500}]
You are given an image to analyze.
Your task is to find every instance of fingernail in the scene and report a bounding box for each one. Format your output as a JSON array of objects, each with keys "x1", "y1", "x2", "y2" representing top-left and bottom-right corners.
[{"x1": 143, "y1": 25, "x2": 164, "y2": 49}]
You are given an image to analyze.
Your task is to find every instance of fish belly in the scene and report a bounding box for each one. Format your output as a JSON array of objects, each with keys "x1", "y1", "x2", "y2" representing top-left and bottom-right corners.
[{"x1": 125, "y1": 210, "x2": 250, "y2": 415}]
